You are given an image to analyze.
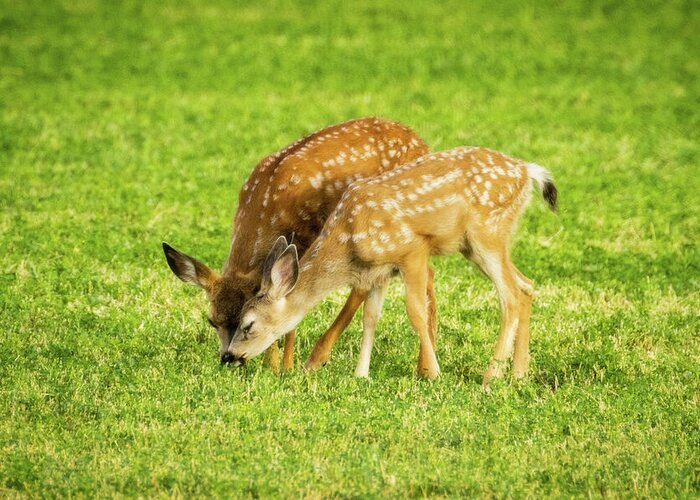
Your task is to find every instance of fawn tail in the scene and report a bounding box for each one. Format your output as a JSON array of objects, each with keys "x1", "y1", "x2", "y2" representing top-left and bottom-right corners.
[{"x1": 526, "y1": 162, "x2": 558, "y2": 212}]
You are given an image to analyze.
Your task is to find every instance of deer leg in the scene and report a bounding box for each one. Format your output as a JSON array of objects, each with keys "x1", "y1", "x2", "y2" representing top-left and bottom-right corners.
[
  {"x1": 262, "y1": 342, "x2": 281, "y2": 374},
  {"x1": 426, "y1": 265, "x2": 438, "y2": 350},
  {"x1": 282, "y1": 330, "x2": 296, "y2": 371},
  {"x1": 355, "y1": 281, "x2": 389, "y2": 378},
  {"x1": 402, "y1": 258, "x2": 440, "y2": 379},
  {"x1": 304, "y1": 288, "x2": 368, "y2": 371},
  {"x1": 511, "y1": 266, "x2": 533, "y2": 379},
  {"x1": 467, "y1": 244, "x2": 522, "y2": 387}
]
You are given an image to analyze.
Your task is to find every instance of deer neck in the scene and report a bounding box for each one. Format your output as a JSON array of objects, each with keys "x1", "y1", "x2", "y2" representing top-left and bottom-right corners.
[
  {"x1": 286, "y1": 236, "x2": 352, "y2": 316},
  {"x1": 222, "y1": 224, "x2": 268, "y2": 282}
]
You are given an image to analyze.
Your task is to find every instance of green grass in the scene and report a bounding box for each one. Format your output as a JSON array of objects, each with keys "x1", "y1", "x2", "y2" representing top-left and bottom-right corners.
[{"x1": 1, "y1": 0, "x2": 699, "y2": 497}]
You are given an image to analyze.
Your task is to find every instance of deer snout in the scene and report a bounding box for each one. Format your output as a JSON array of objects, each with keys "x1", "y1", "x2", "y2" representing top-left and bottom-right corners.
[
  {"x1": 220, "y1": 352, "x2": 235, "y2": 364},
  {"x1": 222, "y1": 350, "x2": 246, "y2": 366}
]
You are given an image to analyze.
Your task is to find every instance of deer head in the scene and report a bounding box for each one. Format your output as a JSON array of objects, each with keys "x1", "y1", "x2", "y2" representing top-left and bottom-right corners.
[
  {"x1": 226, "y1": 236, "x2": 304, "y2": 365},
  {"x1": 162, "y1": 242, "x2": 257, "y2": 362}
]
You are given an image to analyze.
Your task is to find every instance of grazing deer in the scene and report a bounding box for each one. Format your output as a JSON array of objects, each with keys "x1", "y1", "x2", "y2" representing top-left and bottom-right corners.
[
  {"x1": 227, "y1": 146, "x2": 558, "y2": 385},
  {"x1": 162, "y1": 117, "x2": 432, "y2": 370}
]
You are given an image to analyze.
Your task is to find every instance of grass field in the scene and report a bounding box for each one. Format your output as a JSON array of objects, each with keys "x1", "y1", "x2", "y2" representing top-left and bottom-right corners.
[{"x1": 1, "y1": 0, "x2": 699, "y2": 497}]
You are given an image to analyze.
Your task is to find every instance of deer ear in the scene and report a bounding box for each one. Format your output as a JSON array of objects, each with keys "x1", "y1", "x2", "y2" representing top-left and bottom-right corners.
[
  {"x1": 268, "y1": 245, "x2": 299, "y2": 299},
  {"x1": 262, "y1": 236, "x2": 290, "y2": 289},
  {"x1": 162, "y1": 242, "x2": 217, "y2": 292}
]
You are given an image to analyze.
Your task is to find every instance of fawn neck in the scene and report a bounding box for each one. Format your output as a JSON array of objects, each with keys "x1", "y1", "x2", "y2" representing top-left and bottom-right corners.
[{"x1": 287, "y1": 236, "x2": 352, "y2": 318}]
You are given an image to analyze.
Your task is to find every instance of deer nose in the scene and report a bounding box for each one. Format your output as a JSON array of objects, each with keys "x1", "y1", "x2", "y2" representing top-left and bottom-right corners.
[{"x1": 220, "y1": 353, "x2": 235, "y2": 364}]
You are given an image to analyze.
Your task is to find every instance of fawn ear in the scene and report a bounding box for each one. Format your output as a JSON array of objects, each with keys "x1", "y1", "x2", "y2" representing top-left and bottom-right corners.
[
  {"x1": 268, "y1": 245, "x2": 299, "y2": 299},
  {"x1": 162, "y1": 242, "x2": 217, "y2": 292},
  {"x1": 261, "y1": 236, "x2": 289, "y2": 290}
]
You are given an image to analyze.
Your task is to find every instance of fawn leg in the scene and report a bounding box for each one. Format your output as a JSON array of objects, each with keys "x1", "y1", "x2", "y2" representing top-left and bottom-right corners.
[
  {"x1": 402, "y1": 258, "x2": 440, "y2": 379},
  {"x1": 466, "y1": 243, "x2": 522, "y2": 387},
  {"x1": 262, "y1": 342, "x2": 281, "y2": 374},
  {"x1": 282, "y1": 330, "x2": 296, "y2": 371},
  {"x1": 426, "y1": 265, "x2": 438, "y2": 350},
  {"x1": 355, "y1": 281, "x2": 389, "y2": 377},
  {"x1": 305, "y1": 288, "x2": 367, "y2": 371},
  {"x1": 511, "y1": 266, "x2": 533, "y2": 379}
]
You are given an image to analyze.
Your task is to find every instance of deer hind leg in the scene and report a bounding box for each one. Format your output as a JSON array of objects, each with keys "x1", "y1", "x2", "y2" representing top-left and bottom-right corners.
[
  {"x1": 282, "y1": 330, "x2": 296, "y2": 371},
  {"x1": 355, "y1": 281, "x2": 390, "y2": 378},
  {"x1": 402, "y1": 256, "x2": 440, "y2": 379},
  {"x1": 465, "y1": 241, "x2": 523, "y2": 387},
  {"x1": 511, "y1": 266, "x2": 533, "y2": 379},
  {"x1": 426, "y1": 265, "x2": 438, "y2": 350},
  {"x1": 304, "y1": 288, "x2": 368, "y2": 371}
]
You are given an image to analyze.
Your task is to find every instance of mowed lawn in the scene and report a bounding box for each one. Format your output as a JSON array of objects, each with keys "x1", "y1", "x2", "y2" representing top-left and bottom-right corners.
[{"x1": 1, "y1": 0, "x2": 698, "y2": 496}]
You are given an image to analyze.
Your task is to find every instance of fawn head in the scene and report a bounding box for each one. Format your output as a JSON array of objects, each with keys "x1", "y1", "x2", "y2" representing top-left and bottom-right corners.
[
  {"x1": 162, "y1": 242, "x2": 256, "y2": 363},
  {"x1": 226, "y1": 236, "x2": 302, "y2": 365}
]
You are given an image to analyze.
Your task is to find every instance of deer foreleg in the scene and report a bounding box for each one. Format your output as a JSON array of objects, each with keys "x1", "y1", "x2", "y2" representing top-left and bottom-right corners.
[
  {"x1": 304, "y1": 288, "x2": 367, "y2": 371},
  {"x1": 355, "y1": 281, "x2": 389, "y2": 377}
]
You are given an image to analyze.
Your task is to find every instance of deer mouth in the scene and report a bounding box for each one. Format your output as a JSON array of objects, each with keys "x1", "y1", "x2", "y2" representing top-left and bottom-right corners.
[
  {"x1": 229, "y1": 352, "x2": 247, "y2": 366},
  {"x1": 220, "y1": 352, "x2": 246, "y2": 366}
]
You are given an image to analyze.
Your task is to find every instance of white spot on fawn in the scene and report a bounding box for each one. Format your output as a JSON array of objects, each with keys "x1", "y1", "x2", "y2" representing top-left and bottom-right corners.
[
  {"x1": 479, "y1": 191, "x2": 490, "y2": 206},
  {"x1": 309, "y1": 172, "x2": 323, "y2": 189},
  {"x1": 399, "y1": 224, "x2": 413, "y2": 243},
  {"x1": 352, "y1": 232, "x2": 367, "y2": 242}
]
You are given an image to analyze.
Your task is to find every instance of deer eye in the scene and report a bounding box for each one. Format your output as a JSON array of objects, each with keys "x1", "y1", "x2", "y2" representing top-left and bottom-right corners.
[{"x1": 242, "y1": 321, "x2": 254, "y2": 334}]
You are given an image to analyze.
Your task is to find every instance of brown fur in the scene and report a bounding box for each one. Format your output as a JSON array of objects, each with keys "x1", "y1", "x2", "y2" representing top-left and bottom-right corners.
[
  {"x1": 229, "y1": 147, "x2": 557, "y2": 384},
  {"x1": 163, "y1": 117, "x2": 430, "y2": 366}
]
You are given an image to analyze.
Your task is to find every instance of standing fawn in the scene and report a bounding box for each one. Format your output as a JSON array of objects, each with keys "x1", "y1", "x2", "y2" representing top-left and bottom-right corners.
[
  {"x1": 227, "y1": 146, "x2": 558, "y2": 385},
  {"x1": 162, "y1": 117, "x2": 433, "y2": 371}
]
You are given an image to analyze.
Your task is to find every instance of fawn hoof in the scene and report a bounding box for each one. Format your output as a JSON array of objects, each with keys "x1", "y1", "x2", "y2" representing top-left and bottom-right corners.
[
  {"x1": 512, "y1": 358, "x2": 530, "y2": 380},
  {"x1": 416, "y1": 366, "x2": 440, "y2": 380},
  {"x1": 304, "y1": 353, "x2": 330, "y2": 372},
  {"x1": 482, "y1": 359, "x2": 506, "y2": 386}
]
